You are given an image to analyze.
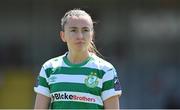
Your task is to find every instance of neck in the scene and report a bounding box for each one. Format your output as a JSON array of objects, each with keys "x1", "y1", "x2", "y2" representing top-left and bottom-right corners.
[{"x1": 67, "y1": 51, "x2": 90, "y2": 64}]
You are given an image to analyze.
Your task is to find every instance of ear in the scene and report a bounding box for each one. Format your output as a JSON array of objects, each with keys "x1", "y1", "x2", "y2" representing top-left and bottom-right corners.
[{"x1": 60, "y1": 31, "x2": 66, "y2": 42}]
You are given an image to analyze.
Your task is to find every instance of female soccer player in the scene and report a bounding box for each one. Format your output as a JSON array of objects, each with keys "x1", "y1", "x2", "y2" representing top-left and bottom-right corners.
[{"x1": 34, "y1": 9, "x2": 122, "y2": 109}]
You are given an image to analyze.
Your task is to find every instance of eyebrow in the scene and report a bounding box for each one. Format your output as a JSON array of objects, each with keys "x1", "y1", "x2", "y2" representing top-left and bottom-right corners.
[
  {"x1": 68, "y1": 27, "x2": 90, "y2": 29},
  {"x1": 69, "y1": 27, "x2": 77, "y2": 29}
]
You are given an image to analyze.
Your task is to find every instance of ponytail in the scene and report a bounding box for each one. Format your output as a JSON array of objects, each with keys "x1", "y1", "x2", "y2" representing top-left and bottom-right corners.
[{"x1": 88, "y1": 41, "x2": 103, "y2": 58}]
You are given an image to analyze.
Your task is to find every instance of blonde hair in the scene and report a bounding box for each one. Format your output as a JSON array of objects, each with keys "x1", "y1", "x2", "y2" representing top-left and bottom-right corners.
[{"x1": 61, "y1": 9, "x2": 103, "y2": 57}]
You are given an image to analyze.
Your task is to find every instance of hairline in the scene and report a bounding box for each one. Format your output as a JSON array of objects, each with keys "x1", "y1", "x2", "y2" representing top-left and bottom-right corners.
[
  {"x1": 61, "y1": 9, "x2": 94, "y2": 31},
  {"x1": 64, "y1": 16, "x2": 93, "y2": 31}
]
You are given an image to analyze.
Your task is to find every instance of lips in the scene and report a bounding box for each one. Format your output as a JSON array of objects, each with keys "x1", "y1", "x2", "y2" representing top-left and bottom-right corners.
[{"x1": 75, "y1": 41, "x2": 85, "y2": 45}]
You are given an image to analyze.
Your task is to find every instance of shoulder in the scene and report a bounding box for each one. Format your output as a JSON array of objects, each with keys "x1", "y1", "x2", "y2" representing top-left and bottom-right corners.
[
  {"x1": 42, "y1": 54, "x2": 66, "y2": 69},
  {"x1": 90, "y1": 53, "x2": 115, "y2": 72}
]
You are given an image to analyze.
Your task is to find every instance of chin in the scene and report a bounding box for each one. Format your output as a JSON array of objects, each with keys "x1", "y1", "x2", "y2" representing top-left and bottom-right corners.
[{"x1": 75, "y1": 48, "x2": 87, "y2": 52}]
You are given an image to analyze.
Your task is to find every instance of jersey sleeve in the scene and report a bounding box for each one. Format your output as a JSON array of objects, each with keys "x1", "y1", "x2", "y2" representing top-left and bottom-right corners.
[
  {"x1": 34, "y1": 66, "x2": 50, "y2": 97},
  {"x1": 101, "y1": 67, "x2": 122, "y2": 101}
]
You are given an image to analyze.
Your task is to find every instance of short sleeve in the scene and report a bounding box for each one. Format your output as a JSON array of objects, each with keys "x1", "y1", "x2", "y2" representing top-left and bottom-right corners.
[
  {"x1": 34, "y1": 66, "x2": 50, "y2": 97},
  {"x1": 101, "y1": 68, "x2": 122, "y2": 101}
]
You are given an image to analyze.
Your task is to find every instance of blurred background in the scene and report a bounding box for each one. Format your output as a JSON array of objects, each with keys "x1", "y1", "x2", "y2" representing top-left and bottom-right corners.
[{"x1": 0, "y1": 0, "x2": 180, "y2": 109}]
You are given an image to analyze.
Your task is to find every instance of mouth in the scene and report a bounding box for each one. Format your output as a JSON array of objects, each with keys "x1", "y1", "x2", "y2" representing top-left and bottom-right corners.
[{"x1": 75, "y1": 41, "x2": 85, "y2": 45}]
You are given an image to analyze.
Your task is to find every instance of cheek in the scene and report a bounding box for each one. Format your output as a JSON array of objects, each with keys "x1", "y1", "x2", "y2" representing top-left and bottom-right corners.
[
  {"x1": 89, "y1": 32, "x2": 93, "y2": 41},
  {"x1": 84, "y1": 34, "x2": 92, "y2": 41},
  {"x1": 68, "y1": 32, "x2": 77, "y2": 38},
  {"x1": 64, "y1": 32, "x2": 73, "y2": 41}
]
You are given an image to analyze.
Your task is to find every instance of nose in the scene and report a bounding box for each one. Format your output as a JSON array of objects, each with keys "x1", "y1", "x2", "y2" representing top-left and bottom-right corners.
[{"x1": 76, "y1": 31, "x2": 83, "y2": 39}]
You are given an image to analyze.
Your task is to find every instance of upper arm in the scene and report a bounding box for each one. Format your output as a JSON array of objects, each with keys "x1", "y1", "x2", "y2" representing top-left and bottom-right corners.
[
  {"x1": 101, "y1": 67, "x2": 122, "y2": 101},
  {"x1": 104, "y1": 95, "x2": 120, "y2": 110},
  {"x1": 34, "y1": 66, "x2": 50, "y2": 97},
  {"x1": 34, "y1": 93, "x2": 51, "y2": 109},
  {"x1": 34, "y1": 65, "x2": 51, "y2": 109},
  {"x1": 101, "y1": 66, "x2": 122, "y2": 109}
]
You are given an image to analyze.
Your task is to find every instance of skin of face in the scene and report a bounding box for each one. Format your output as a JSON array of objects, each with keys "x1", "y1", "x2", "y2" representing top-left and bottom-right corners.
[{"x1": 60, "y1": 15, "x2": 94, "y2": 54}]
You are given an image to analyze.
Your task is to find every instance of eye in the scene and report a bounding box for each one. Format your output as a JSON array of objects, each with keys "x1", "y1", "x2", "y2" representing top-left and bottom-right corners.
[
  {"x1": 70, "y1": 29, "x2": 76, "y2": 32},
  {"x1": 85, "y1": 29, "x2": 89, "y2": 32},
  {"x1": 83, "y1": 29, "x2": 90, "y2": 32}
]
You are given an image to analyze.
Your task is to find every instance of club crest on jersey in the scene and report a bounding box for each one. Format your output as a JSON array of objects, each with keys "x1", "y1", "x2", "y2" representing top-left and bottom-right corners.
[{"x1": 84, "y1": 72, "x2": 99, "y2": 88}]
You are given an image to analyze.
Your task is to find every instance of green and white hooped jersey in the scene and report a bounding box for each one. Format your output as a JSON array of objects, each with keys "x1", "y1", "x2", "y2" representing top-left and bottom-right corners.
[{"x1": 34, "y1": 52, "x2": 122, "y2": 109}]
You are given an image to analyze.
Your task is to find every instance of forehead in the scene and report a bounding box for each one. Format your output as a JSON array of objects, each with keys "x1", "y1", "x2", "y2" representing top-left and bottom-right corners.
[{"x1": 65, "y1": 16, "x2": 93, "y2": 28}]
